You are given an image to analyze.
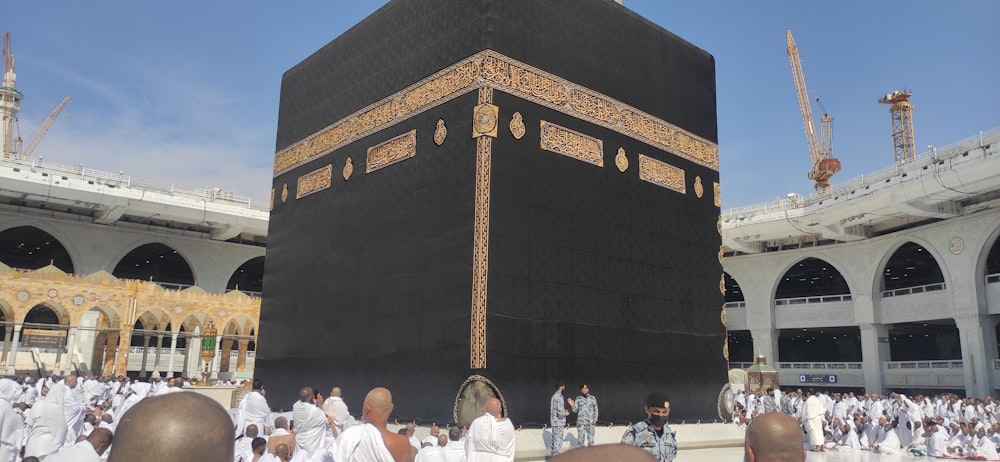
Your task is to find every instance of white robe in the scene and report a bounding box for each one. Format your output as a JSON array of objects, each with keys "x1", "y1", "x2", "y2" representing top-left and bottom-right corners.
[
  {"x1": 465, "y1": 413, "x2": 514, "y2": 462},
  {"x1": 24, "y1": 383, "x2": 69, "y2": 459},
  {"x1": 415, "y1": 446, "x2": 446, "y2": 462},
  {"x1": 293, "y1": 401, "x2": 330, "y2": 459},
  {"x1": 322, "y1": 396, "x2": 351, "y2": 433},
  {"x1": 237, "y1": 391, "x2": 271, "y2": 436},
  {"x1": 0, "y1": 379, "x2": 24, "y2": 462},
  {"x1": 336, "y1": 423, "x2": 393, "y2": 462},
  {"x1": 802, "y1": 395, "x2": 825, "y2": 446},
  {"x1": 45, "y1": 440, "x2": 101, "y2": 462},
  {"x1": 876, "y1": 426, "x2": 902, "y2": 455},
  {"x1": 63, "y1": 384, "x2": 85, "y2": 445}
]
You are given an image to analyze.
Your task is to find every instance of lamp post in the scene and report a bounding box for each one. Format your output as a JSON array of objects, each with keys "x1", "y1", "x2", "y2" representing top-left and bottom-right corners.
[{"x1": 198, "y1": 321, "x2": 218, "y2": 386}]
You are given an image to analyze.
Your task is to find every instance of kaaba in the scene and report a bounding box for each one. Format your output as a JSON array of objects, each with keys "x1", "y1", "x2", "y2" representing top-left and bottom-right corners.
[{"x1": 260, "y1": 0, "x2": 727, "y2": 425}]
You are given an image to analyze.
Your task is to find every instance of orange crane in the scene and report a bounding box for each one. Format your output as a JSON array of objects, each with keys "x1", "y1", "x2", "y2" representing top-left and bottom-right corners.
[
  {"x1": 878, "y1": 90, "x2": 915, "y2": 163},
  {"x1": 786, "y1": 29, "x2": 840, "y2": 190},
  {"x1": 19, "y1": 96, "x2": 71, "y2": 160}
]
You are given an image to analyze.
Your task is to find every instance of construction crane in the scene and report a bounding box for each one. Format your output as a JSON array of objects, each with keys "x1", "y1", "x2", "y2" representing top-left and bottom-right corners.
[
  {"x1": 786, "y1": 29, "x2": 840, "y2": 191},
  {"x1": 879, "y1": 90, "x2": 915, "y2": 163},
  {"x1": 19, "y1": 96, "x2": 71, "y2": 160}
]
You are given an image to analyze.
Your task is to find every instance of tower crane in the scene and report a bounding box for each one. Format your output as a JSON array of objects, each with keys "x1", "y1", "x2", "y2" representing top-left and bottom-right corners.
[
  {"x1": 786, "y1": 29, "x2": 840, "y2": 191},
  {"x1": 878, "y1": 90, "x2": 915, "y2": 163},
  {"x1": 19, "y1": 96, "x2": 71, "y2": 160}
]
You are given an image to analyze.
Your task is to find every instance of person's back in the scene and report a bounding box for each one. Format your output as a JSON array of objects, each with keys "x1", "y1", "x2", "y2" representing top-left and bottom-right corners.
[
  {"x1": 268, "y1": 416, "x2": 295, "y2": 458},
  {"x1": 337, "y1": 387, "x2": 413, "y2": 462},
  {"x1": 743, "y1": 412, "x2": 806, "y2": 462}
]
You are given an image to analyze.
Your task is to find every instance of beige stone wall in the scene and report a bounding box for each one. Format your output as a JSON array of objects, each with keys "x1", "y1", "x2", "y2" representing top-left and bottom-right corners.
[{"x1": 0, "y1": 262, "x2": 260, "y2": 376}]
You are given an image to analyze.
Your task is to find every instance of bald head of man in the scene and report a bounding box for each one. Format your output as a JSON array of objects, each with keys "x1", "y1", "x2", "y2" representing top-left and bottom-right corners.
[
  {"x1": 551, "y1": 444, "x2": 655, "y2": 462},
  {"x1": 109, "y1": 391, "x2": 235, "y2": 462},
  {"x1": 362, "y1": 387, "x2": 394, "y2": 425},
  {"x1": 485, "y1": 397, "x2": 503, "y2": 419},
  {"x1": 744, "y1": 412, "x2": 807, "y2": 462}
]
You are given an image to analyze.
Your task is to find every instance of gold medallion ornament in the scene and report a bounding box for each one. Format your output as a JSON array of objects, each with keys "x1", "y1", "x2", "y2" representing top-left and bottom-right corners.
[
  {"x1": 615, "y1": 147, "x2": 628, "y2": 172},
  {"x1": 343, "y1": 157, "x2": 354, "y2": 180},
  {"x1": 718, "y1": 245, "x2": 724, "y2": 265},
  {"x1": 434, "y1": 119, "x2": 448, "y2": 146},
  {"x1": 717, "y1": 217, "x2": 722, "y2": 235},
  {"x1": 723, "y1": 340, "x2": 729, "y2": 361},
  {"x1": 719, "y1": 274, "x2": 726, "y2": 294},
  {"x1": 280, "y1": 183, "x2": 288, "y2": 203},
  {"x1": 509, "y1": 112, "x2": 525, "y2": 140},
  {"x1": 472, "y1": 103, "x2": 499, "y2": 138},
  {"x1": 721, "y1": 306, "x2": 728, "y2": 327},
  {"x1": 694, "y1": 176, "x2": 704, "y2": 198}
]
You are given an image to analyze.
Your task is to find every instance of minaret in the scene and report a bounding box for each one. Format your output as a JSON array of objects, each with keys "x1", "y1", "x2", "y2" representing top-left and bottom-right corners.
[{"x1": 1, "y1": 33, "x2": 24, "y2": 159}]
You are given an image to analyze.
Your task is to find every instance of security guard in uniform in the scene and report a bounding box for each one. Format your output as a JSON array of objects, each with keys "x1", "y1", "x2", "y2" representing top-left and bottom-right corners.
[
  {"x1": 621, "y1": 391, "x2": 677, "y2": 462},
  {"x1": 572, "y1": 384, "x2": 599, "y2": 447}
]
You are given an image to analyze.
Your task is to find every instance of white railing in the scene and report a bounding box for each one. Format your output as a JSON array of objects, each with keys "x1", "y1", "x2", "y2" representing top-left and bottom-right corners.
[
  {"x1": 3, "y1": 156, "x2": 268, "y2": 211},
  {"x1": 778, "y1": 362, "x2": 863, "y2": 370},
  {"x1": 774, "y1": 294, "x2": 853, "y2": 306},
  {"x1": 881, "y1": 282, "x2": 946, "y2": 298},
  {"x1": 987, "y1": 273, "x2": 1000, "y2": 284},
  {"x1": 722, "y1": 127, "x2": 1000, "y2": 218},
  {"x1": 885, "y1": 360, "x2": 963, "y2": 369},
  {"x1": 725, "y1": 301, "x2": 746, "y2": 308}
]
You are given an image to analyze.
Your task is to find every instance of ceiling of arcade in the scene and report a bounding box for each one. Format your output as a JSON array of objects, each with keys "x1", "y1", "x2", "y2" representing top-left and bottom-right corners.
[{"x1": 0, "y1": 262, "x2": 259, "y2": 336}]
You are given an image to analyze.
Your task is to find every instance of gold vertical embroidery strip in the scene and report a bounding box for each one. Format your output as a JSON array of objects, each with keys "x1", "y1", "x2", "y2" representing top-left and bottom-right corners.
[{"x1": 470, "y1": 87, "x2": 493, "y2": 369}]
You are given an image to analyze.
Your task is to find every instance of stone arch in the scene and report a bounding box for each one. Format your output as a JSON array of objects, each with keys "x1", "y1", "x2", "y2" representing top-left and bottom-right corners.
[
  {"x1": 773, "y1": 257, "x2": 852, "y2": 301},
  {"x1": 977, "y1": 222, "x2": 1000, "y2": 283},
  {"x1": 226, "y1": 256, "x2": 264, "y2": 294},
  {"x1": 723, "y1": 272, "x2": 745, "y2": 303},
  {"x1": 84, "y1": 305, "x2": 121, "y2": 377},
  {"x1": 22, "y1": 301, "x2": 70, "y2": 326},
  {"x1": 876, "y1": 240, "x2": 947, "y2": 294},
  {"x1": 0, "y1": 224, "x2": 76, "y2": 273},
  {"x1": 110, "y1": 242, "x2": 195, "y2": 288}
]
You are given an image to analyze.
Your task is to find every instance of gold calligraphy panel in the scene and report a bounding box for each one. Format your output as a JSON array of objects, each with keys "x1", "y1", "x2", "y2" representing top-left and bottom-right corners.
[
  {"x1": 366, "y1": 130, "x2": 417, "y2": 174},
  {"x1": 638, "y1": 154, "x2": 685, "y2": 194},
  {"x1": 539, "y1": 121, "x2": 603, "y2": 167},
  {"x1": 296, "y1": 164, "x2": 333, "y2": 200},
  {"x1": 274, "y1": 51, "x2": 719, "y2": 177}
]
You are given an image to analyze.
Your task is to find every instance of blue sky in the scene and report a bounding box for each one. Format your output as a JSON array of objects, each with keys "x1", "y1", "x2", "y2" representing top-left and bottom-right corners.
[{"x1": 5, "y1": 1, "x2": 998, "y2": 208}]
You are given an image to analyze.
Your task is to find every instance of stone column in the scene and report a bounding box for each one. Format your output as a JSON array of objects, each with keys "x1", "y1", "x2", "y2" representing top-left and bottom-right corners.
[
  {"x1": 956, "y1": 314, "x2": 993, "y2": 398},
  {"x1": 750, "y1": 328, "x2": 779, "y2": 365},
  {"x1": 185, "y1": 332, "x2": 201, "y2": 377},
  {"x1": 236, "y1": 339, "x2": 249, "y2": 372},
  {"x1": 54, "y1": 329, "x2": 65, "y2": 370},
  {"x1": 104, "y1": 332, "x2": 119, "y2": 376},
  {"x1": 91, "y1": 332, "x2": 107, "y2": 376},
  {"x1": 859, "y1": 323, "x2": 890, "y2": 394},
  {"x1": 220, "y1": 338, "x2": 234, "y2": 374},
  {"x1": 113, "y1": 327, "x2": 132, "y2": 377},
  {"x1": 209, "y1": 335, "x2": 222, "y2": 380},
  {"x1": 63, "y1": 327, "x2": 79, "y2": 374},
  {"x1": 6, "y1": 325, "x2": 22, "y2": 376},
  {"x1": 152, "y1": 334, "x2": 165, "y2": 375},
  {"x1": 1, "y1": 325, "x2": 12, "y2": 366},
  {"x1": 139, "y1": 335, "x2": 151, "y2": 377},
  {"x1": 166, "y1": 332, "x2": 179, "y2": 377}
]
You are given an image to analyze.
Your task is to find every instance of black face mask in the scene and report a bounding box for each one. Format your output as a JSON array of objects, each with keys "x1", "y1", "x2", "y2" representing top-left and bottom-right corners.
[{"x1": 649, "y1": 414, "x2": 668, "y2": 427}]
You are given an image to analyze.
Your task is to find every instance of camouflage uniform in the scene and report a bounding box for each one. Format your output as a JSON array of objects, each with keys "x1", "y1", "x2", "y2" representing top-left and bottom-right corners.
[
  {"x1": 621, "y1": 419, "x2": 677, "y2": 462},
  {"x1": 550, "y1": 391, "x2": 566, "y2": 456},
  {"x1": 573, "y1": 393, "x2": 599, "y2": 446}
]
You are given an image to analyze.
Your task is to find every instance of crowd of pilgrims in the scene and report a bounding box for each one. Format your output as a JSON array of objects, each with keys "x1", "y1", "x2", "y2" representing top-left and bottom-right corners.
[
  {"x1": 733, "y1": 387, "x2": 1000, "y2": 459},
  {"x1": 0, "y1": 373, "x2": 189, "y2": 461}
]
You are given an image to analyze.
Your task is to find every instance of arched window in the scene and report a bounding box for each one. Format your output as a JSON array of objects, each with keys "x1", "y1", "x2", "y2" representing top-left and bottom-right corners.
[
  {"x1": 776, "y1": 258, "x2": 850, "y2": 300},
  {"x1": 113, "y1": 243, "x2": 194, "y2": 287},
  {"x1": 0, "y1": 226, "x2": 74, "y2": 272},
  {"x1": 882, "y1": 242, "x2": 944, "y2": 292}
]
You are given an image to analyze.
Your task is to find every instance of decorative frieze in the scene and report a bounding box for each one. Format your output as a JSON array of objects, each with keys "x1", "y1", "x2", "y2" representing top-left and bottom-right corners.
[
  {"x1": 273, "y1": 51, "x2": 719, "y2": 177},
  {"x1": 638, "y1": 154, "x2": 685, "y2": 193},
  {"x1": 539, "y1": 121, "x2": 604, "y2": 167},
  {"x1": 296, "y1": 164, "x2": 332, "y2": 199},
  {"x1": 366, "y1": 130, "x2": 417, "y2": 174}
]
